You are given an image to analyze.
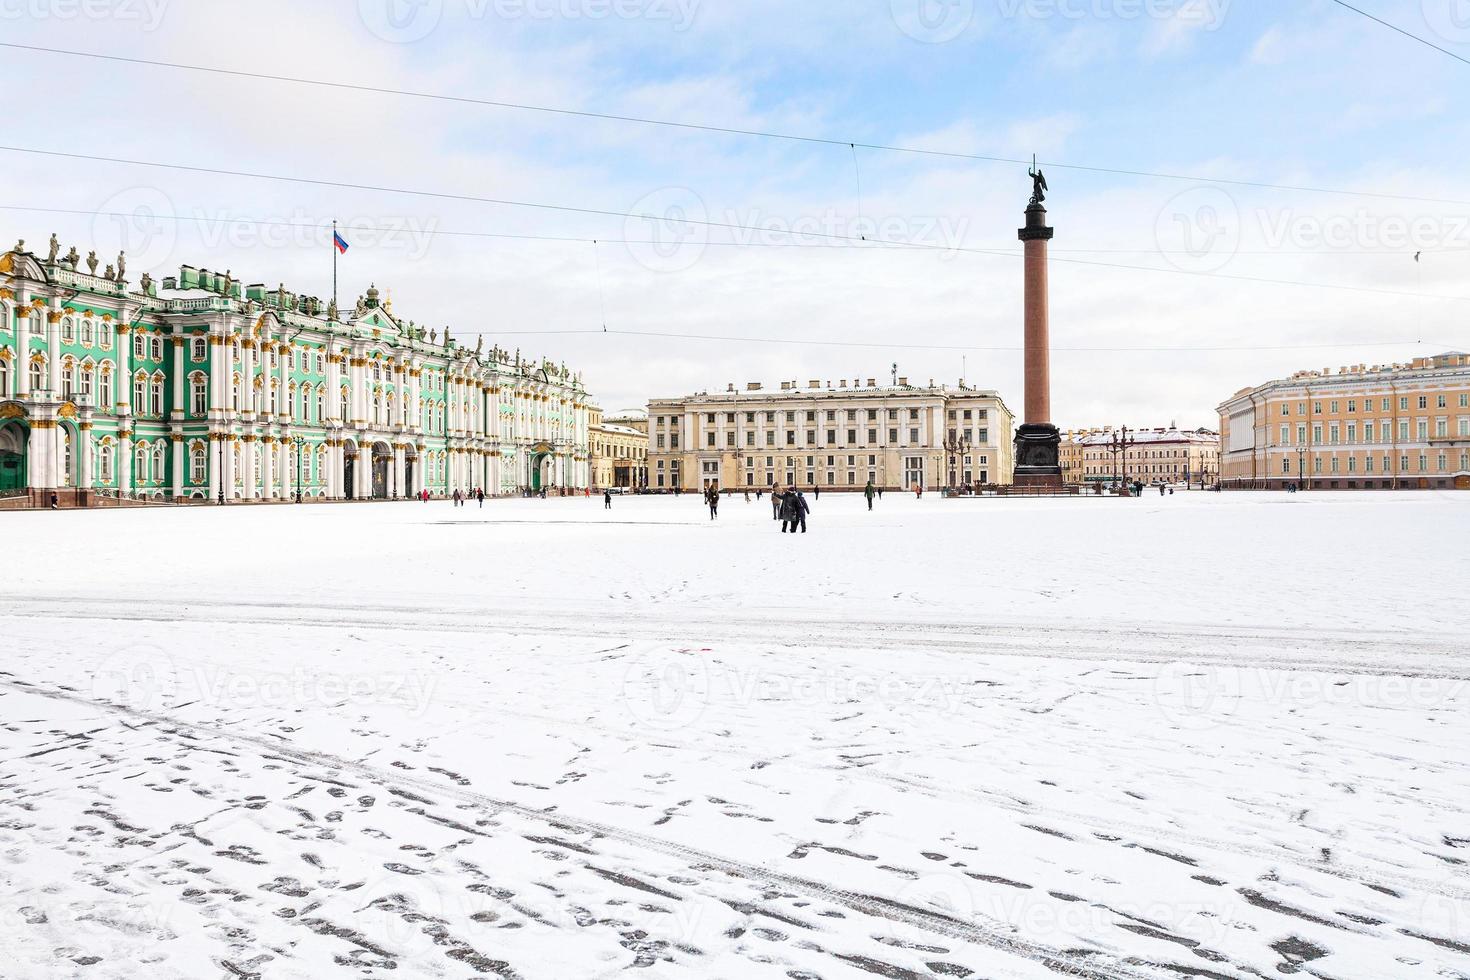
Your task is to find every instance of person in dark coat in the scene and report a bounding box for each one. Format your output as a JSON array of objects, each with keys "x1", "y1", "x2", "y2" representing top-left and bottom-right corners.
[
  {"x1": 476, "y1": 488, "x2": 485, "y2": 508},
  {"x1": 780, "y1": 486, "x2": 809, "y2": 533},
  {"x1": 705, "y1": 485, "x2": 719, "y2": 520},
  {"x1": 604, "y1": 489, "x2": 612, "y2": 509},
  {"x1": 863, "y1": 480, "x2": 875, "y2": 511},
  {"x1": 771, "y1": 488, "x2": 783, "y2": 520}
]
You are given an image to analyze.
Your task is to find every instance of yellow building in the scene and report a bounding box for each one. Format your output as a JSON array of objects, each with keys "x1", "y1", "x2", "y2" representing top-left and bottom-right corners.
[
  {"x1": 1218, "y1": 352, "x2": 1470, "y2": 490},
  {"x1": 1077, "y1": 425, "x2": 1220, "y2": 487},
  {"x1": 1060, "y1": 428, "x2": 1104, "y2": 484},
  {"x1": 589, "y1": 407, "x2": 648, "y2": 489},
  {"x1": 648, "y1": 376, "x2": 1014, "y2": 492}
]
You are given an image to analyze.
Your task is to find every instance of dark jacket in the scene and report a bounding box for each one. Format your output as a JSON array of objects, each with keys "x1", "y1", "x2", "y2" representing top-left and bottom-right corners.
[{"x1": 780, "y1": 493, "x2": 809, "y2": 521}]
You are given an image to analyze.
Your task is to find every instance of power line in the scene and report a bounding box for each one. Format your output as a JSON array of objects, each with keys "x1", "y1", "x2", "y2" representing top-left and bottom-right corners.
[
  {"x1": 461, "y1": 326, "x2": 1443, "y2": 356},
  {"x1": 1, "y1": 158, "x2": 1464, "y2": 303},
  {"x1": 9, "y1": 202, "x2": 1456, "y2": 256},
  {"x1": 3, "y1": 40, "x2": 1469, "y2": 208},
  {"x1": 1326, "y1": 0, "x2": 1470, "y2": 67}
]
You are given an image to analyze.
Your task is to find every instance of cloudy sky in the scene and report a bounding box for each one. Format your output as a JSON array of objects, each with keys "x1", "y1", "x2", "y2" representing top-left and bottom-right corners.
[{"x1": 2, "y1": 0, "x2": 1467, "y2": 425}]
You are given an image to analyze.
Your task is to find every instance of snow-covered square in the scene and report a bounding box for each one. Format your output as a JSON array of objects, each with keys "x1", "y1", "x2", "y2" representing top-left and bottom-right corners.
[{"x1": 2, "y1": 491, "x2": 1467, "y2": 979}]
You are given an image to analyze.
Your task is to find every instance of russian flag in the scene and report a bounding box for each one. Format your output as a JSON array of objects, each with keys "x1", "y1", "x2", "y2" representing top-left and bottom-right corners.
[{"x1": 333, "y1": 230, "x2": 349, "y2": 254}]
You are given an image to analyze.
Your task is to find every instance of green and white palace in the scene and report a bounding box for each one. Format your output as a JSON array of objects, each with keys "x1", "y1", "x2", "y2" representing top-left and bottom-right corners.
[{"x1": 0, "y1": 236, "x2": 593, "y2": 506}]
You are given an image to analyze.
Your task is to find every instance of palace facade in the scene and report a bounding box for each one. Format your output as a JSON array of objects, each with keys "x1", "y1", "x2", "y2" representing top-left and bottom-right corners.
[
  {"x1": 648, "y1": 375, "x2": 1014, "y2": 491},
  {"x1": 0, "y1": 237, "x2": 592, "y2": 505},
  {"x1": 1218, "y1": 352, "x2": 1470, "y2": 490}
]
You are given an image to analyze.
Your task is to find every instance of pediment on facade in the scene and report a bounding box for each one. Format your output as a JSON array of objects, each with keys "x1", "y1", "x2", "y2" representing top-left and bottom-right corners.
[{"x1": 0, "y1": 248, "x2": 49, "y2": 282}]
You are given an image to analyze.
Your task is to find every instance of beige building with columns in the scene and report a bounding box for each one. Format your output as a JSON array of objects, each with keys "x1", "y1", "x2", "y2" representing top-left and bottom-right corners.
[
  {"x1": 647, "y1": 375, "x2": 1014, "y2": 492},
  {"x1": 589, "y1": 407, "x2": 649, "y2": 489},
  {"x1": 1218, "y1": 351, "x2": 1470, "y2": 490}
]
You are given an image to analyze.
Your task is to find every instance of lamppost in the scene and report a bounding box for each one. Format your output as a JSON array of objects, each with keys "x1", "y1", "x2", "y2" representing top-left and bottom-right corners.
[
  {"x1": 293, "y1": 434, "x2": 305, "y2": 503},
  {"x1": 216, "y1": 431, "x2": 226, "y2": 505},
  {"x1": 1296, "y1": 444, "x2": 1307, "y2": 491},
  {"x1": 943, "y1": 432, "x2": 970, "y2": 492},
  {"x1": 1106, "y1": 426, "x2": 1136, "y2": 490}
]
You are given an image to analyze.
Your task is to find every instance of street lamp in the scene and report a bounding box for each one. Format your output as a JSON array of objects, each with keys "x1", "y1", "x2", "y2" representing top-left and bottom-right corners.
[
  {"x1": 943, "y1": 432, "x2": 971, "y2": 492},
  {"x1": 217, "y1": 431, "x2": 226, "y2": 505},
  {"x1": 1106, "y1": 426, "x2": 1137, "y2": 490},
  {"x1": 293, "y1": 434, "x2": 305, "y2": 503},
  {"x1": 1296, "y1": 445, "x2": 1307, "y2": 491}
]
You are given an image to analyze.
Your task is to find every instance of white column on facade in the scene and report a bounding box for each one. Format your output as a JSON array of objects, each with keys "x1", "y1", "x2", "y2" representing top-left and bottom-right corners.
[
  {"x1": 13, "y1": 305, "x2": 30, "y2": 397},
  {"x1": 118, "y1": 430, "x2": 133, "y2": 494},
  {"x1": 393, "y1": 445, "x2": 405, "y2": 498},
  {"x1": 241, "y1": 340, "x2": 256, "y2": 418},
  {"x1": 280, "y1": 441, "x2": 291, "y2": 499},
  {"x1": 46, "y1": 310, "x2": 61, "y2": 393},
  {"x1": 224, "y1": 436, "x2": 237, "y2": 497},
  {"x1": 357, "y1": 445, "x2": 371, "y2": 498},
  {"x1": 171, "y1": 337, "x2": 185, "y2": 417},
  {"x1": 171, "y1": 435, "x2": 184, "y2": 499},
  {"x1": 79, "y1": 424, "x2": 95, "y2": 490},
  {"x1": 262, "y1": 436, "x2": 275, "y2": 499}
]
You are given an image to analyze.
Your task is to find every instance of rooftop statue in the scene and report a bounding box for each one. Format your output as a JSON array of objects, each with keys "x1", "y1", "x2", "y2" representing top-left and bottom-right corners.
[
  {"x1": 47, "y1": 234, "x2": 59, "y2": 264},
  {"x1": 86, "y1": 250, "x2": 98, "y2": 275}
]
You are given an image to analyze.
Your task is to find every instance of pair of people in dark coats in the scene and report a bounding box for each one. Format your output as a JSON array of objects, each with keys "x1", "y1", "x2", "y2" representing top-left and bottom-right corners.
[{"x1": 778, "y1": 485, "x2": 808, "y2": 533}]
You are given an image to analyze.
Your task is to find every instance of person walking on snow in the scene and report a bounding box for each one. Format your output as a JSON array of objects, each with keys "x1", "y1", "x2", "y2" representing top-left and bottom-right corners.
[
  {"x1": 771, "y1": 487, "x2": 783, "y2": 520},
  {"x1": 864, "y1": 480, "x2": 875, "y2": 511},
  {"x1": 780, "y1": 486, "x2": 809, "y2": 533},
  {"x1": 705, "y1": 485, "x2": 719, "y2": 520},
  {"x1": 477, "y1": 487, "x2": 485, "y2": 508},
  {"x1": 604, "y1": 489, "x2": 612, "y2": 510}
]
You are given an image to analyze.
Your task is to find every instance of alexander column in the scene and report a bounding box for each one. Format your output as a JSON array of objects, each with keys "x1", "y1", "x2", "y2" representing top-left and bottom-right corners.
[{"x1": 1013, "y1": 161, "x2": 1063, "y2": 487}]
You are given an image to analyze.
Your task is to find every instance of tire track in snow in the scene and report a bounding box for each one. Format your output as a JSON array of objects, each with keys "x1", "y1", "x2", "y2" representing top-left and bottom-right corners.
[
  {"x1": 0, "y1": 672, "x2": 1173, "y2": 980},
  {"x1": 4, "y1": 595, "x2": 1466, "y2": 679}
]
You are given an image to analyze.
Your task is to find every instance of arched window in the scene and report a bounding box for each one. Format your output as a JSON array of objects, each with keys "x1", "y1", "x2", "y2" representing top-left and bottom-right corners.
[
  {"x1": 98, "y1": 440, "x2": 114, "y2": 482},
  {"x1": 232, "y1": 445, "x2": 242, "y2": 486},
  {"x1": 80, "y1": 363, "x2": 94, "y2": 403},
  {"x1": 29, "y1": 356, "x2": 44, "y2": 392},
  {"x1": 315, "y1": 387, "x2": 325, "y2": 424},
  {"x1": 80, "y1": 319, "x2": 93, "y2": 345},
  {"x1": 135, "y1": 442, "x2": 150, "y2": 484},
  {"x1": 231, "y1": 374, "x2": 241, "y2": 411},
  {"x1": 150, "y1": 374, "x2": 165, "y2": 415},
  {"x1": 150, "y1": 337, "x2": 163, "y2": 361},
  {"x1": 373, "y1": 392, "x2": 382, "y2": 426},
  {"x1": 0, "y1": 355, "x2": 9, "y2": 397},
  {"x1": 98, "y1": 323, "x2": 112, "y2": 350},
  {"x1": 153, "y1": 442, "x2": 167, "y2": 484},
  {"x1": 268, "y1": 380, "x2": 278, "y2": 415},
  {"x1": 190, "y1": 444, "x2": 206, "y2": 484},
  {"x1": 340, "y1": 387, "x2": 349, "y2": 422},
  {"x1": 99, "y1": 365, "x2": 112, "y2": 408},
  {"x1": 133, "y1": 373, "x2": 147, "y2": 413},
  {"x1": 190, "y1": 374, "x2": 207, "y2": 415},
  {"x1": 61, "y1": 317, "x2": 75, "y2": 342}
]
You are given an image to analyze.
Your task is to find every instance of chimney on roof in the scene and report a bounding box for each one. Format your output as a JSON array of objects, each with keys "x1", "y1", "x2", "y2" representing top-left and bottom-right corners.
[
  {"x1": 867, "y1": 378, "x2": 876, "y2": 387},
  {"x1": 809, "y1": 379, "x2": 821, "y2": 388},
  {"x1": 898, "y1": 376, "x2": 908, "y2": 386},
  {"x1": 746, "y1": 382, "x2": 762, "y2": 391},
  {"x1": 840, "y1": 379, "x2": 848, "y2": 388},
  {"x1": 780, "y1": 381, "x2": 792, "y2": 391},
  {"x1": 727, "y1": 383, "x2": 735, "y2": 392}
]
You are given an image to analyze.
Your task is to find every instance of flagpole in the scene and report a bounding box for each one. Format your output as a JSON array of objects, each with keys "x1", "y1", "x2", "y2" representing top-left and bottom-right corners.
[{"x1": 332, "y1": 219, "x2": 338, "y2": 316}]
